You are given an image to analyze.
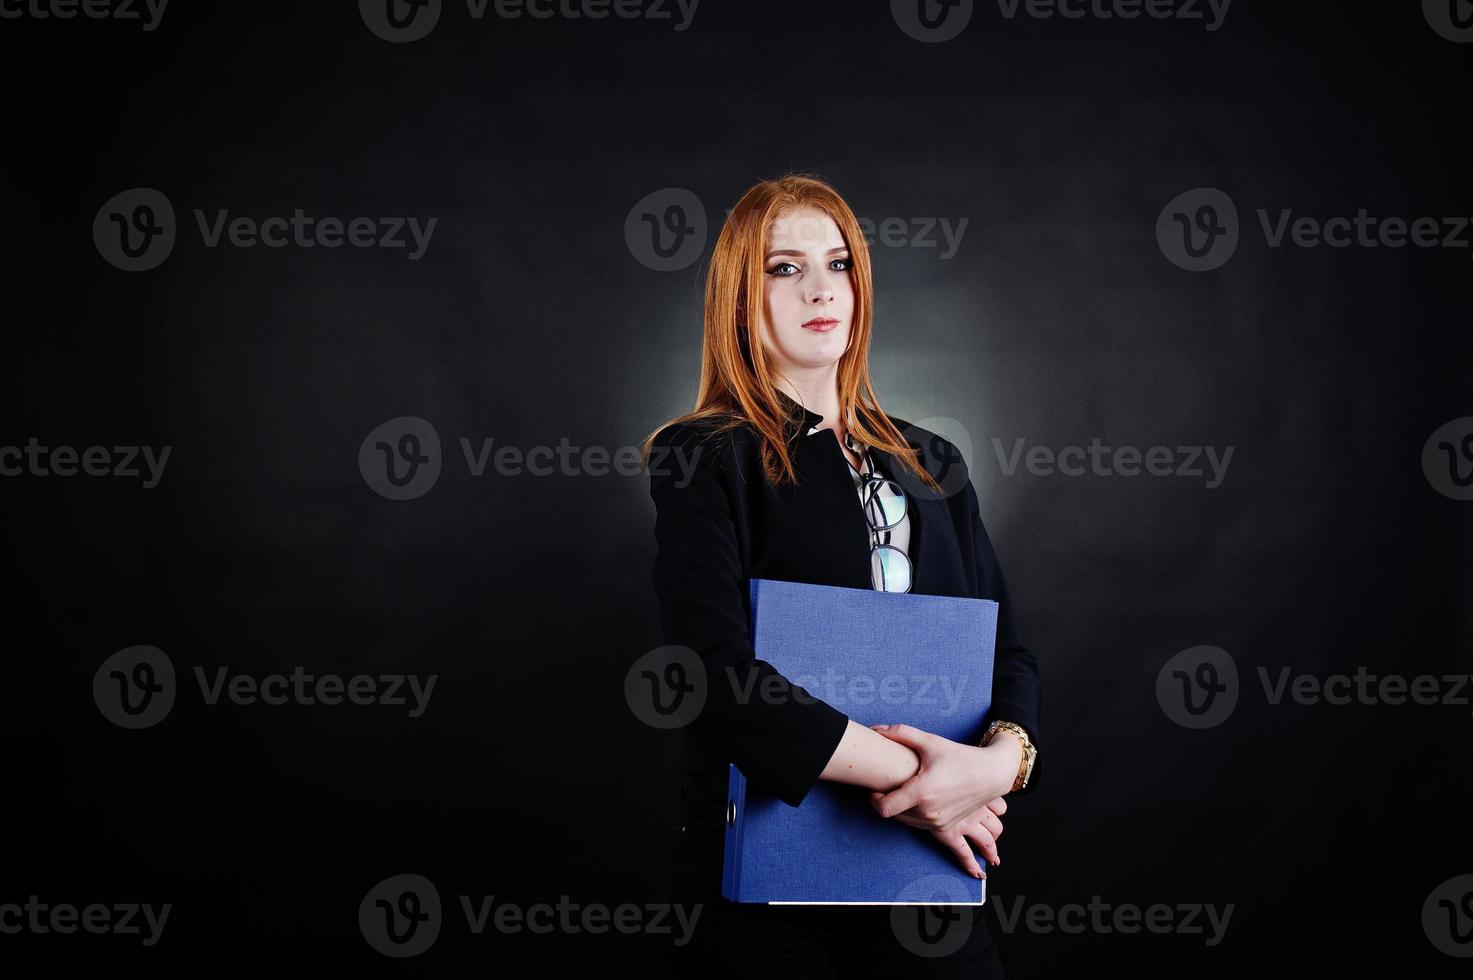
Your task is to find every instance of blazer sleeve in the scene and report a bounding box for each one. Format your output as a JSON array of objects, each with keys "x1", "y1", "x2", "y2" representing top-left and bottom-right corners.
[
  {"x1": 963, "y1": 478, "x2": 1043, "y2": 798},
  {"x1": 647, "y1": 422, "x2": 850, "y2": 808}
]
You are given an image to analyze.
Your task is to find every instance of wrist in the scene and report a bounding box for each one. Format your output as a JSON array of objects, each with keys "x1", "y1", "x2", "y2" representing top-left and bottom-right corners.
[
  {"x1": 988, "y1": 731, "x2": 1024, "y2": 769},
  {"x1": 978, "y1": 736, "x2": 1022, "y2": 791},
  {"x1": 874, "y1": 734, "x2": 921, "y2": 790},
  {"x1": 980, "y1": 720, "x2": 1036, "y2": 793}
]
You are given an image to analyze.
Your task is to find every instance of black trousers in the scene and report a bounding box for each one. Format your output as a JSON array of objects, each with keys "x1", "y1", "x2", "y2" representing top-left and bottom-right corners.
[{"x1": 665, "y1": 828, "x2": 1008, "y2": 979}]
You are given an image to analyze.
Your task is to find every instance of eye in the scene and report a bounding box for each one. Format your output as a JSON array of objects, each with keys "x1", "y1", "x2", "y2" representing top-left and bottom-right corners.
[
  {"x1": 831, "y1": 256, "x2": 852, "y2": 271},
  {"x1": 767, "y1": 261, "x2": 798, "y2": 277}
]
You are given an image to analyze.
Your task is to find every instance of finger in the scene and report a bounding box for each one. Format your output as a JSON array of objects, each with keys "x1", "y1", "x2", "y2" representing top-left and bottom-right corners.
[
  {"x1": 872, "y1": 783, "x2": 923, "y2": 819},
  {"x1": 889, "y1": 805, "x2": 943, "y2": 832},
  {"x1": 977, "y1": 809, "x2": 1004, "y2": 840},
  {"x1": 873, "y1": 723, "x2": 931, "y2": 751},
  {"x1": 942, "y1": 833, "x2": 986, "y2": 880},
  {"x1": 962, "y1": 822, "x2": 1000, "y2": 867},
  {"x1": 986, "y1": 796, "x2": 1007, "y2": 817}
]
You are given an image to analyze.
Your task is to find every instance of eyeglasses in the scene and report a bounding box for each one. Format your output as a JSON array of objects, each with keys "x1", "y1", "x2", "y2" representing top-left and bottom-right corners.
[{"x1": 850, "y1": 441, "x2": 913, "y2": 594}]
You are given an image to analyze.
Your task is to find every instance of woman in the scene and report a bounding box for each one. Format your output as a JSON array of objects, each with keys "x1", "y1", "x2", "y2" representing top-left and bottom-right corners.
[{"x1": 641, "y1": 173, "x2": 1042, "y2": 979}]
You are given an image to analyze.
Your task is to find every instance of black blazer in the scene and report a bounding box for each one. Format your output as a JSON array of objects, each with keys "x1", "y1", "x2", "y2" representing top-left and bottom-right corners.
[{"x1": 648, "y1": 391, "x2": 1042, "y2": 871}]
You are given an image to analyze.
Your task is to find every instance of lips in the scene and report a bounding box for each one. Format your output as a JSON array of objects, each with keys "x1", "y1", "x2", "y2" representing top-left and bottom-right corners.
[{"x1": 802, "y1": 317, "x2": 839, "y2": 332}]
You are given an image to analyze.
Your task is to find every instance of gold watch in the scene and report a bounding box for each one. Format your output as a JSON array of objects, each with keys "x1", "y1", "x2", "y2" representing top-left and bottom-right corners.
[{"x1": 980, "y1": 720, "x2": 1037, "y2": 792}]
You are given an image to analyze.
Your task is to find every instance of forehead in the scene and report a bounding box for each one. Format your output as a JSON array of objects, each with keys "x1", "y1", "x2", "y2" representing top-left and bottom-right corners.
[{"x1": 766, "y1": 207, "x2": 846, "y2": 251}]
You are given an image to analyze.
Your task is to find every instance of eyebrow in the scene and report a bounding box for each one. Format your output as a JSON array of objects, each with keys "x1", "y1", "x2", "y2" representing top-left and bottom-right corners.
[{"x1": 765, "y1": 246, "x2": 851, "y2": 258}]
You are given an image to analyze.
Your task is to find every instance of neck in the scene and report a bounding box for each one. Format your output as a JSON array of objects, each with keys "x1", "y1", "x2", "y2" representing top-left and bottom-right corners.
[{"x1": 774, "y1": 369, "x2": 844, "y2": 436}]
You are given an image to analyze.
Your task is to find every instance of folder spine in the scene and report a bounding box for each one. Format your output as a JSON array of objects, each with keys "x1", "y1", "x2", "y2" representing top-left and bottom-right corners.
[
  {"x1": 721, "y1": 763, "x2": 747, "y2": 900},
  {"x1": 719, "y1": 578, "x2": 763, "y2": 901}
]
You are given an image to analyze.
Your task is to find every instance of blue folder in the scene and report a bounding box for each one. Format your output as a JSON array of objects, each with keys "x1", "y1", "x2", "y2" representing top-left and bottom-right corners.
[{"x1": 722, "y1": 577, "x2": 998, "y2": 905}]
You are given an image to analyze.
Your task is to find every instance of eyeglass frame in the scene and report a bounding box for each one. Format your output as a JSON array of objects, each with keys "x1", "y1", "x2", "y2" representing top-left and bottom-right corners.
[{"x1": 846, "y1": 436, "x2": 913, "y2": 593}]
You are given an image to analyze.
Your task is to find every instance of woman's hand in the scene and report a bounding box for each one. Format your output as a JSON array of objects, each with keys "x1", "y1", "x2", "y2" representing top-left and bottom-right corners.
[
  {"x1": 866, "y1": 723, "x2": 1020, "y2": 835},
  {"x1": 910, "y1": 797, "x2": 1007, "y2": 878},
  {"x1": 873, "y1": 787, "x2": 1008, "y2": 878}
]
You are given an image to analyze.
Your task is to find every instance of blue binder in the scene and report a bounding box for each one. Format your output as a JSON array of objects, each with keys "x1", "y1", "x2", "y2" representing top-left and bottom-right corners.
[{"x1": 722, "y1": 577, "x2": 998, "y2": 905}]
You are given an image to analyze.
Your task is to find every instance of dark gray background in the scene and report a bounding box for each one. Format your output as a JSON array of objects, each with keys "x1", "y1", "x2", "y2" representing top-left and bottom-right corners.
[{"x1": 3, "y1": 1, "x2": 1470, "y2": 974}]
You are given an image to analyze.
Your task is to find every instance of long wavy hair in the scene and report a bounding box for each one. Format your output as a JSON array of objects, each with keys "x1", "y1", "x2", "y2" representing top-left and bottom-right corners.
[{"x1": 640, "y1": 172, "x2": 941, "y2": 494}]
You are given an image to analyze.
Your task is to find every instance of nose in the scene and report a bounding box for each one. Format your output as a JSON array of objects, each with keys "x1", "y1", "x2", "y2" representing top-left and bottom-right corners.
[{"x1": 804, "y1": 274, "x2": 836, "y2": 305}]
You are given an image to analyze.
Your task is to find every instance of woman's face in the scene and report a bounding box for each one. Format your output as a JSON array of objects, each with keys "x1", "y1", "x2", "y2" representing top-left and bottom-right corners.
[{"x1": 760, "y1": 206, "x2": 855, "y2": 376}]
